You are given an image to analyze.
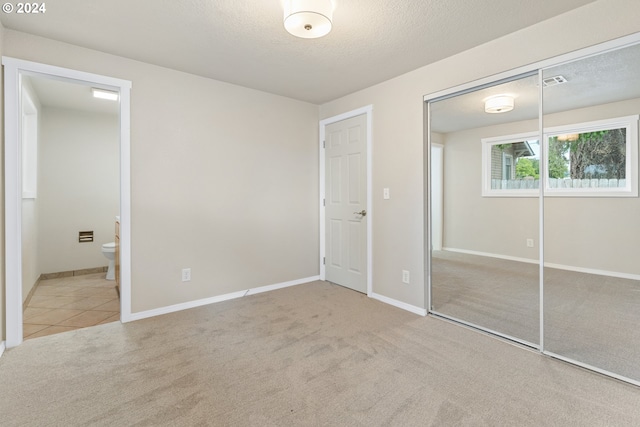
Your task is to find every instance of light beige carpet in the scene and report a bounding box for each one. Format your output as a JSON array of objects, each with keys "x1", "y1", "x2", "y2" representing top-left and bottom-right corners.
[
  {"x1": 1, "y1": 281, "x2": 639, "y2": 426},
  {"x1": 432, "y1": 250, "x2": 640, "y2": 382}
]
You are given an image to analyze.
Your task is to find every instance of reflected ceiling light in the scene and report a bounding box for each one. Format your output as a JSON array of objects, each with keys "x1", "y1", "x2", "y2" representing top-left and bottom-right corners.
[
  {"x1": 284, "y1": 0, "x2": 334, "y2": 39},
  {"x1": 484, "y1": 95, "x2": 515, "y2": 114},
  {"x1": 92, "y1": 88, "x2": 119, "y2": 101},
  {"x1": 557, "y1": 133, "x2": 580, "y2": 142}
]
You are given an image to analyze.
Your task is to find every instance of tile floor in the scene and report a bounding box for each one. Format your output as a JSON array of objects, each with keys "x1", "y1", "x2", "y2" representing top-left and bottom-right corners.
[{"x1": 23, "y1": 272, "x2": 120, "y2": 340}]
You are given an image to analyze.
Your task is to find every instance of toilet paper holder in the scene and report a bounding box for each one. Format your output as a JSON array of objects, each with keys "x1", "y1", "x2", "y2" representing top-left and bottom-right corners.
[{"x1": 78, "y1": 231, "x2": 94, "y2": 243}]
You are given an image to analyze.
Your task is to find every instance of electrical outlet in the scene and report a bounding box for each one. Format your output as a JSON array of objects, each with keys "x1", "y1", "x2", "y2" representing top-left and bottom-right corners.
[
  {"x1": 402, "y1": 270, "x2": 410, "y2": 284},
  {"x1": 526, "y1": 238, "x2": 534, "y2": 248},
  {"x1": 181, "y1": 268, "x2": 191, "y2": 282}
]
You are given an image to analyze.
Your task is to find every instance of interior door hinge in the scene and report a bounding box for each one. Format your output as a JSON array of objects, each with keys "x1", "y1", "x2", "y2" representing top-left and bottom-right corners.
[
  {"x1": 323, "y1": 198, "x2": 325, "y2": 206},
  {"x1": 323, "y1": 257, "x2": 325, "y2": 265},
  {"x1": 323, "y1": 140, "x2": 325, "y2": 148}
]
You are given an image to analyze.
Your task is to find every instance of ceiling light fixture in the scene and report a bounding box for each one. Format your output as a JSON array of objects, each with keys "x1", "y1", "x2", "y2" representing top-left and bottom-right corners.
[
  {"x1": 484, "y1": 95, "x2": 515, "y2": 114},
  {"x1": 92, "y1": 88, "x2": 119, "y2": 101},
  {"x1": 284, "y1": 0, "x2": 334, "y2": 39}
]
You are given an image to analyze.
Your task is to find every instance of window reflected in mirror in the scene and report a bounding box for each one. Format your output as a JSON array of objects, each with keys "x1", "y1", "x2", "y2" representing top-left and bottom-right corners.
[
  {"x1": 545, "y1": 115, "x2": 638, "y2": 196},
  {"x1": 482, "y1": 133, "x2": 539, "y2": 196}
]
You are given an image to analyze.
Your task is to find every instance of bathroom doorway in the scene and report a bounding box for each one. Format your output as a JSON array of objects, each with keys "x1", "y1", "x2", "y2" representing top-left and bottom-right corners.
[
  {"x1": 21, "y1": 75, "x2": 120, "y2": 339},
  {"x1": 4, "y1": 58, "x2": 132, "y2": 347}
]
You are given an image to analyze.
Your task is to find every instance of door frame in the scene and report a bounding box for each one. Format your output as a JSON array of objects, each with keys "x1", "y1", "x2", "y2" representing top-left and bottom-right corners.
[
  {"x1": 319, "y1": 105, "x2": 373, "y2": 295},
  {"x1": 430, "y1": 143, "x2": 444, "y2": 252},
  {"x1": 3, "y1": 57, "x2": 133, "y2": 348}
]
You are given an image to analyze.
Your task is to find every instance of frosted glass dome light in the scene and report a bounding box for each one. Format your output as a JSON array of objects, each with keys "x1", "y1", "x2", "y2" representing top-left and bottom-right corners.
[
  {"x1": 284, "y1": 0, "x2": 334, "y2": 39},
  {"x1": 484, "y1": 95, "x2": 515, "y2": 114}
]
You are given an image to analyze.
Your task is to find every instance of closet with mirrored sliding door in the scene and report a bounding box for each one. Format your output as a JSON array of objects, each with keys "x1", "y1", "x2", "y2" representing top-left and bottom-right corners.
[{"x1": 426, "y1": 36, "x2": 640, "y2": 386}]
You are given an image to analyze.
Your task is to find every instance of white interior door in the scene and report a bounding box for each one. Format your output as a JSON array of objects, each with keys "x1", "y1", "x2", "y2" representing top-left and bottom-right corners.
[
  {"x1": 325, "y1": 114, "x2": 367, "y2": 293},
  {"x1": 431, "y1": 144, "x2": 443, "y2": 251}
]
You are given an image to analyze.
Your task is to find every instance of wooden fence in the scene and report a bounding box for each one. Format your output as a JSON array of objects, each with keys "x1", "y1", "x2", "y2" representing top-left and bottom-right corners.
[
  {"x1": 548, "y1": 178, "x2": 626, "y2": 189},
  {"x1": 491, "y1": 178, "x2": 626, "y2": 190},
  {"x1": 491, "y1": 179, "x2": 539, "y2": 190}
]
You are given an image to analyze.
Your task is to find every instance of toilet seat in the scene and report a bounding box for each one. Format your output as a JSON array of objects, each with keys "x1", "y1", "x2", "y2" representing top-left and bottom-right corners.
[{"x1": 101, "y1": 242, "x2": 116, "y2": 281}]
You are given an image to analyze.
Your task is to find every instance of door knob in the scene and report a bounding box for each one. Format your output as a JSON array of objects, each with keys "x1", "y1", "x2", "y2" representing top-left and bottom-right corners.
[{"x1": 354, "y1": 210, "x2": 367, "y2": 216}]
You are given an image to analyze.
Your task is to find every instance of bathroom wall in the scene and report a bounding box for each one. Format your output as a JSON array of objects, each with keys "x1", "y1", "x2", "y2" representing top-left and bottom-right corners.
[
  {"x1": 20, "y1": 78, "x2": 41, "y2": 301},
  {"x1": 38, "y1": 107, "x2": 119, "y2": 274}
]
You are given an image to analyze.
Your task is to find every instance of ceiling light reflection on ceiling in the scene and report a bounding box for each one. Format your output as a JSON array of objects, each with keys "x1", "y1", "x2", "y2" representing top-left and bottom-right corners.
[
  {"x1": 92, "y1": 88, "x2": 119, "y2": 101},
  {"x1": 284, "y1": 0, "x2": 334, "y2": 39},
  {"x1": 484, "y1": 95, "x2": 515, "y2": 114}
]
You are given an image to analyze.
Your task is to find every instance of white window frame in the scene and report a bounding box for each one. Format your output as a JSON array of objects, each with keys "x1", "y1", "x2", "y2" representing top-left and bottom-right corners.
[
  {"x1": 481, "y1": 131, "x2": 539, "y2": 197},
  {"x1": 482, "y1": 116, "x2": 639, "y2": 198},
  {"x1": 543, "y1": 115, "x2": 639, "y2": 197},
  {"x1": 502, "y1": 153, "x2": 514, "y2": 180}
]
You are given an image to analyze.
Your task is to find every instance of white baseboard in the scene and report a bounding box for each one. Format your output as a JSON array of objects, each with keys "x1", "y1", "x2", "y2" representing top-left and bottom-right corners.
[
  {"x1": 542, "y1": 262, "x2": 640, "y2": 281},
  {"x1": 441, "y1": 247, "x2": 640, "y2": 281},
  {"x1": 128, "y1": 276, "x2": 320, "y2": 322},
  {"x1": 0, "y1": 341, "x2": 5, "y2": 358},
  {"x1": 441, "y1": 247, "x2": 538, "y2": 265},
  {"x1": 244, "y1": 276, "x2": 320, "y2": 296},
  {"x1": 369, "y1": 292, "x2": 427, "y2": 316}
]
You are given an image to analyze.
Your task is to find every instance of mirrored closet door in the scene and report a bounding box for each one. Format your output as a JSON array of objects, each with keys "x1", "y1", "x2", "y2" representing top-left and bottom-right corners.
[
  {"x1": 429, "y1": 74, "x2": 541, "y2": 347},
  {"x1": 542, "y1": 43, "x2": 640, "y2": 384},
  {"x1": 428, "y1": 39, "x2": 640, "y2": 386}
]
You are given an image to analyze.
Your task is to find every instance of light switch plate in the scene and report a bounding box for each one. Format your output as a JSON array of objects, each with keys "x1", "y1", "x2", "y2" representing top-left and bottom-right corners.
[{"x1": 383, "y1": 188, "x2": 390, "y2": 199}]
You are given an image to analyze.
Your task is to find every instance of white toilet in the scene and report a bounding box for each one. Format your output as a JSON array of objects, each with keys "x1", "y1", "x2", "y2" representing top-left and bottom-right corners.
[{"x1": 101, "y1": 242, "x2": 116, "y2": 280}]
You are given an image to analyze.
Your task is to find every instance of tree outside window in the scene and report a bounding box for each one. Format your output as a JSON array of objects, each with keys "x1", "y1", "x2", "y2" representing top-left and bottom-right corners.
[{"x1": 548, "y1": 129, "x2": 626, "y2": 181}]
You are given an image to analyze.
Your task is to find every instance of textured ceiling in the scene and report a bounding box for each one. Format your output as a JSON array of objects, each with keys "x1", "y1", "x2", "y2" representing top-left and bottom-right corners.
[
  {"x1": 431, "y1": 43, "x2": 640, "y2": 134},
  {"x1": 1, "y1": 0, "x2": 597, "y2": 104}
]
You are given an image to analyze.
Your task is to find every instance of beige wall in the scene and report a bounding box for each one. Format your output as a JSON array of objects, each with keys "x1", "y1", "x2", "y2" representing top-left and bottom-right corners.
[
  {"x1": 319, "y1": 0, "x2": 640, "y2": 308},
  {"x1": 442, "y1": 98, "x2": 640, "y2": 275},
  {"x1": 2, "y1": 30, "x2": 320, "y2": 314},
  {"x1": 441, "y1": 119, "x2": 540, "y2": 260},
  {"x1": 544, "y1": 99, "x2": 640, "y2": 274},
  {"x1": 38, "y1": 107, "x2": 119, "y2": 274}
]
